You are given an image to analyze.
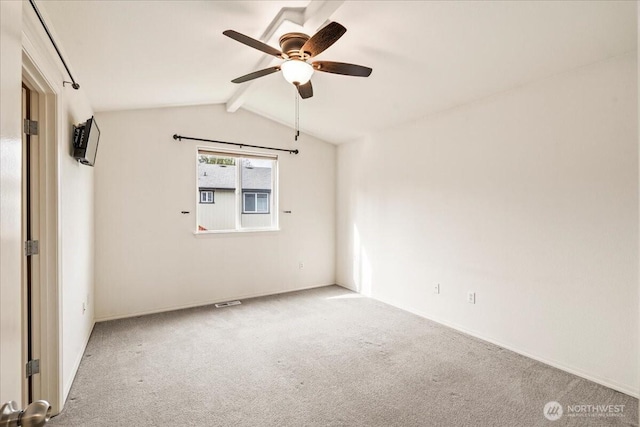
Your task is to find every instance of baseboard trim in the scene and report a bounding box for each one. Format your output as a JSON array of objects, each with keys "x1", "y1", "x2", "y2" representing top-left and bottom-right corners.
[
  {"x1": 346, "y1": 288, "x2": 639, "y2": 399},
  {"x1": 63, "y1": 319, "x2": 95, "y2": 402},
  {"x1": 94, "y1": 283, "x2": 334, "y2": 322},
  {"x1": 390, "y1": 297, "x2": 638, "y2": 398}
]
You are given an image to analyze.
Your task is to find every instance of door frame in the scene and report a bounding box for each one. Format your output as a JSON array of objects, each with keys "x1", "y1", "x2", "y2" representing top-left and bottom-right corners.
[{"x1": 22, "y1": 52, "x2": 62, "y2": 415}]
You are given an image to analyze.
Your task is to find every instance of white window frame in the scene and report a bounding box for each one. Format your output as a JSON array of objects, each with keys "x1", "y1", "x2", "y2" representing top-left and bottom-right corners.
[
  {"x1": 200, "y1": 190, "x2": 214, "y2": 204},
  {"x1": 195, "y1": 147, "x2": 279, "y2": 234}
]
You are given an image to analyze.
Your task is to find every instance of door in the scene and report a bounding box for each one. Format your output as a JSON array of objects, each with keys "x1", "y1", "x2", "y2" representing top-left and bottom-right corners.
[{"x1": 22, "y1": 83, "x2": 41, "y2": 405}]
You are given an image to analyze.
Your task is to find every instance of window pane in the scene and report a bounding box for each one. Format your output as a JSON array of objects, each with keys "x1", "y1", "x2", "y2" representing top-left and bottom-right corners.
[
  {"x1": 197, "y1": 155, "x2": 236, "y2": 231},
  {"x1": 241, "y1": 158, "x2": 273, "y2": 229},
  {"x1": 244, "y1": 193, "x2": 256, "y2": 212},
  {"x1": 257, "y1": 193, "x2": 268, "y2": 212}
]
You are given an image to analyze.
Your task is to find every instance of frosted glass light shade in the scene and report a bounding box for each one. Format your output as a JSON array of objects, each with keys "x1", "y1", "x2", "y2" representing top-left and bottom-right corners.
[{"x1": 281, "y1": 60, "x2": 313, "y2": 85}]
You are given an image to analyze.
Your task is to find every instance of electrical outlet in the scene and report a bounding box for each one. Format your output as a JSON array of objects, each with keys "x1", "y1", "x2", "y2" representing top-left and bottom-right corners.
[
  {"x1": 298, "y1": 262, "x2": 304, "y2": 269},
  {"x1": 434, "y1": 283, "x2": 440, "y2": 294},
  {"x1": 467, "y1": 292, "x2": 476, "y2": 304}
]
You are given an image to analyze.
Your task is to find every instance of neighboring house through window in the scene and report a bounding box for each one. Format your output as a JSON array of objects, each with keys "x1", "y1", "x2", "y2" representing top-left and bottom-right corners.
[{"x1": 196, "y1": 149, "x2": 277, "y2": 232}]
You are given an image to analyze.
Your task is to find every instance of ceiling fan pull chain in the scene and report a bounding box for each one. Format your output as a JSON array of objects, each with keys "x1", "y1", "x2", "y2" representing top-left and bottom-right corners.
[{"x1": 295, "y1": 89, "x2": 300, "y2": 141}]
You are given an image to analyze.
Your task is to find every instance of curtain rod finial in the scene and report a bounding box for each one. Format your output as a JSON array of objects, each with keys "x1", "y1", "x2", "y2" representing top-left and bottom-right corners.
[{"x1": 63, "y1": 81, "x2": 80, "y2": 90}]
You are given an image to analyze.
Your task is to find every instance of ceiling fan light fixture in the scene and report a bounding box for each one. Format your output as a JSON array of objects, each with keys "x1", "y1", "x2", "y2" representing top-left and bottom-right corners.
[{"x1": 281, "y1": 60, "x2": 314, "y2": 85}]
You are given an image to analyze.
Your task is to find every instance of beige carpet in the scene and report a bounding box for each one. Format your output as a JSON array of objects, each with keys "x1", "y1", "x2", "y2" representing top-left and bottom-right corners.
[{"x1": 50, "y1": 285, "x2": 637, "y2": 426}]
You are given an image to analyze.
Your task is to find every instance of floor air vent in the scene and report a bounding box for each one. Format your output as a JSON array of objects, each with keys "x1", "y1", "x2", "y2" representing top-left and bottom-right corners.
[{"x1": 215, "y1": 300, "x2": 241, "y2": 308}]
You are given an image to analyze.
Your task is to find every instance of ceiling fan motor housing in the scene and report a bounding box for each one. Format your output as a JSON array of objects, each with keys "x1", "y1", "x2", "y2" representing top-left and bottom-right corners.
[{"x1": 279, "y1": 32, "x2": 310, "y2": 59}]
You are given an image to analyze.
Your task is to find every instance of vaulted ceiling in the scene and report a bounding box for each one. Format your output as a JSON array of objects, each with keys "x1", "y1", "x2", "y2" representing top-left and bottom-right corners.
[{"x1": 39, "y1": 1, "x2": 636, "y2": 144}]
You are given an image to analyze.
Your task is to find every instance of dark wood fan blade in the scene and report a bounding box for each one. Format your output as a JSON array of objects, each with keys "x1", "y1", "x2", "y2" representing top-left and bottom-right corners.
[
  {"x1": 301, "y1": 22, "x2": 346, "y2": 58},
  {"x1": 231, "y1": 66, "x2": 281, "y2": 83},
  {"x1": 313, "y1": 61, "x2": 372, "y2": 77},
  {"x1": 223, "y1": 30, "x2": 284, "y2": 58},
  {"x1": 296, "y1": 81, "x2": 313, "y2": 99}
]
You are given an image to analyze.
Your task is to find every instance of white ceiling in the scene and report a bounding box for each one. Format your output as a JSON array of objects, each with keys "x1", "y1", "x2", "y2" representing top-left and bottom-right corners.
[{"x1": 39, "y1": 1, "x2": 636, "y2": 144}]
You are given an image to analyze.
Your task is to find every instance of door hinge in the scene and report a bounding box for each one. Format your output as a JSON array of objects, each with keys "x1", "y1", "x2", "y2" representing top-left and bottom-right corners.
[
  {"x1": 26, "y1": 359, "x2": 40, "y2": 377},
  {"x1": 23, "y1": 119, "x2": 39, "y2": 136},
  {"x1": 24, "y1": 240, "x2": 39, "y2": 257}
]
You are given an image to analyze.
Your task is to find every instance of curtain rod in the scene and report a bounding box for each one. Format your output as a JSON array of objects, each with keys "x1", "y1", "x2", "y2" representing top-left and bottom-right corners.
[
  {"x1": 29, "y1": 0, "x2": 80, "y2": 90},
  {"x1": 173, "y1": 134, "x2": 299, "y2": 155}
]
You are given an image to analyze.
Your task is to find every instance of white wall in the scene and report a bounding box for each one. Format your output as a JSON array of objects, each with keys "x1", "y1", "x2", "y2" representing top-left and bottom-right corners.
[
  {"x1": 337, "y1": 53, "x2": 638, "y2": 396},
  {"x1": 58, "y1": 97, "x2": 95, "y2": 402},
  {"x1": 0, "y1": 2, "x2": 96, "y2": 409},
  {"x1": 94, "y1": 105, "x2": 336, "y2": 320}
]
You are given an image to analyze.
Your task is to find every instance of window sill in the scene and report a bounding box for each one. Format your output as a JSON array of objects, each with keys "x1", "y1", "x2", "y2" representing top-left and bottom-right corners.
[{"x1": 193, "y1": 228, "x2": 280, "y2": 237}]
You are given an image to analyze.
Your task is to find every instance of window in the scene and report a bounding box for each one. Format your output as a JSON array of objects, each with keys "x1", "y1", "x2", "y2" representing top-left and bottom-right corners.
[
  {"x1": 200, "y1": 190, "x2": 214, "y2": 204},
  {"x1": 196, "y1": 150, "x2": 277, "y2": 232},
  {"x1": 243, "y1": 192, "x2": 270, "y2": 213}
]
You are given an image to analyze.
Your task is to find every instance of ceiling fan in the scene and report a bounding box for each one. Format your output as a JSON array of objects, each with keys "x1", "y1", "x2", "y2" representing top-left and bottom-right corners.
[{"x1": 223, "y1": 22, "x2": 372, "y2": 99}]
